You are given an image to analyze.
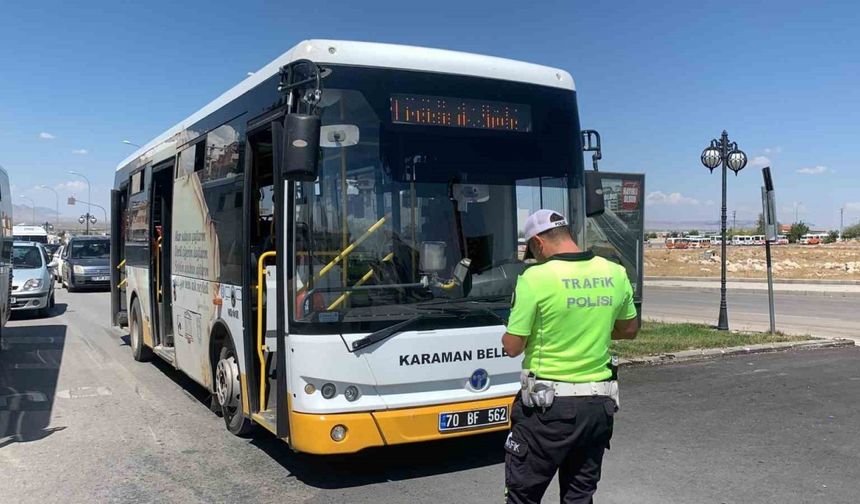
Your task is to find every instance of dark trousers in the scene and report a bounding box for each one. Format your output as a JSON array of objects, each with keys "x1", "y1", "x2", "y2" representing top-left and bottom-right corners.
[{"x1": 504, "y1": 395, "x2": 616, "y2": 504}]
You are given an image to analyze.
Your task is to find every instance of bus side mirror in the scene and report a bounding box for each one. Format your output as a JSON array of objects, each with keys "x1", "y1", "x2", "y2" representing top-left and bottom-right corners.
[
  {"x1": 585, "y1": 171, "x2": 605, "y2": 217},
  {"x1": 281, "y1": 113, "x2": 320, "y2": 181}
]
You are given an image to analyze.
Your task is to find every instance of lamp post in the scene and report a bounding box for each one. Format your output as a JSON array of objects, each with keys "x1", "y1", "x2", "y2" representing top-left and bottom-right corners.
[
  {"x1": 700, "y1": 130, "x2": 748, "y2": 331},
  {"x1": 19, "y1": 195, "x2": 36, "y2": 224},
  {"x1": 68, "y1": 171, "x2": 92, "y2": 235},
  {"x1": 37, "y1": 185, "x2": 59, "y2": 231},
  {"x1": 69, "y1": 198, "x2": 107, "y2": 231}
]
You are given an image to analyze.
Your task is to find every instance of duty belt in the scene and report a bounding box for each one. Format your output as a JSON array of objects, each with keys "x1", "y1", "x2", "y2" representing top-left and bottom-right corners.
[
  {"x1": 521, "y1": 372, "x2": 620, "y2": 409},
  {"x1": 547, "y1": 380, "x2": 614, "y2": 397}
]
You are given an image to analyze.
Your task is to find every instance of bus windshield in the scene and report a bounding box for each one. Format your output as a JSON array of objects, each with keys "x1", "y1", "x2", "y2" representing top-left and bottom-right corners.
[{"x1": 292, "y1": 67, "x2": 582, "y2": 333}]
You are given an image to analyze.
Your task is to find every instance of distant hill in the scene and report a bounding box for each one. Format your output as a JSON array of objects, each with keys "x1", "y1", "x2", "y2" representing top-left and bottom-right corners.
[
  {"x1": 12, "y1": 203, "x2": 58, "y2": 225},
  {"x1": 11, "y1": 203, "x2": 109, "y2": 233}
]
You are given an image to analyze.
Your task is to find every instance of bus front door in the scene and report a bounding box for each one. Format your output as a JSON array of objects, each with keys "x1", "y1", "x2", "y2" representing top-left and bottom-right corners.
[
  {"x1": 150, "y1": 162, "x2": 174, "y2": 349},
  {"x1": 245, "y1": 122, "x2": 290, "y2": 438}
]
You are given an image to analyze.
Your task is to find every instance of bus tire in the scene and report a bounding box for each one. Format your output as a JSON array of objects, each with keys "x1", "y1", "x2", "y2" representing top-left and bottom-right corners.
[
  {"x1": 214, "y1": 342, "x2": 253, "y2": 436},
  {"x1": 129, "y1": 298, "x2": 152, "y2": 362}
]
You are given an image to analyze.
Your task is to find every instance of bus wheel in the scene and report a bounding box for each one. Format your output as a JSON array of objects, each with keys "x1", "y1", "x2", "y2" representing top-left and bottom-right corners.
[
  {"x1": 129, "y1": 299, "x2": 152, "y2": 362},
  {"x1": 215, "y1": 344, "x2": 253, "y2": 436}
]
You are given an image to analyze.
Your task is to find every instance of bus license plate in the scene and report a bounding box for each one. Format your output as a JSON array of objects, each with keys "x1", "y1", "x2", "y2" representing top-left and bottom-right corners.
[
  {"x1": 438, "y1": 406, "x2": 508, "y2": 432},
  {"x1": 94, "y1": 276, "x2": 110, "y2": 282}
]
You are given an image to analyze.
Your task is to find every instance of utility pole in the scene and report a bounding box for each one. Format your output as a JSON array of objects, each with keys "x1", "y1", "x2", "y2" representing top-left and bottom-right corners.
[
  {"x1": 732, "y1": 210, "x2": 737, "y2": 233},
  {"x1": 19, "y1": 195, "x2": 36, "y2": 224},
  {"x1": 840, "y1": 207, "x2": 845, "y2": 241},
  {"x1": 37, "y1": 185, "x2": 59, "y2": 232}
]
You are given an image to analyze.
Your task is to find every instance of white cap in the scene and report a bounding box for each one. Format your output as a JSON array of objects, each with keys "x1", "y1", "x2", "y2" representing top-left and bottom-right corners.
[{"x1": 523, "y1": 209, "x2": 568, "y2": 241}]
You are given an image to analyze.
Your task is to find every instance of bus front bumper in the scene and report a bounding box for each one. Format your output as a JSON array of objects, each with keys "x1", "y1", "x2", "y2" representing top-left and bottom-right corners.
[{"x1": 289, "y1": 395, "x2": 515, "y2": 455}]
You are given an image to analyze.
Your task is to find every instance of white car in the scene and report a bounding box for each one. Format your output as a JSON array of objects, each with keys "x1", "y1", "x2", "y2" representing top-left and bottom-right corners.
[
  {"x1": 11, "y1": 242, "x2": 56, "y2": 316},
  {"x1": 53, "y1": 245, "x2": 66, "y2": 281}
]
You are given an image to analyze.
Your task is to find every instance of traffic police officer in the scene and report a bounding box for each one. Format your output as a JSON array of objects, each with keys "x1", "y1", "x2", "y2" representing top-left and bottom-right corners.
[{"x1": 502, "y1": 209, "x2": 639, "y2": 504}]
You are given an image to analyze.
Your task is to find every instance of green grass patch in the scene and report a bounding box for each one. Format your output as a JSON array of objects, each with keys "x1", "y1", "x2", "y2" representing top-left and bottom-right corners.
[{"x1": 610, "y1": 322, "x2": 810, "y2": 358}]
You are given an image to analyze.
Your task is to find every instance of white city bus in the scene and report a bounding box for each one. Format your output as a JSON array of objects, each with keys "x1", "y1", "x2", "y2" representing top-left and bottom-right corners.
[
  {"x1": 0, "y1": 165, "x2": 12, "y2": 345},
  {"x1": 686, "y1": 236, "x2": 711, "y2": 249},
  {"x1": 732, "y1": 235, "x2": 754, "y2": 246},
  {"x1": 110, "y1": 40, "x2": 602, "y2": 454}
]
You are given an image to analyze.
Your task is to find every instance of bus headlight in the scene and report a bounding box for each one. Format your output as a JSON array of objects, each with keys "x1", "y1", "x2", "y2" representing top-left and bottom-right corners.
[
  {"x1": 304, "y1": 383, "x2": 316, "y2": 395},
  {"x1": 321, "y1": 383, "x2": 336, "y2": 399},
  {"x1": 73, "y1": 265, "x2": 85, "y2": 275},
  {"x1": 344, "y1": 385, "x2": 360, "y2": 402},
  {"x1": 330, "y1": 425, "x2": 347, "y2": 442}
]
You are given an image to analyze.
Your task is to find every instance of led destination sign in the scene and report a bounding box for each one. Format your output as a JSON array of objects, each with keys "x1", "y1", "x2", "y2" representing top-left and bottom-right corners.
[{"x1": 390, "y1": 94, "x2": 531, "y2": 132}]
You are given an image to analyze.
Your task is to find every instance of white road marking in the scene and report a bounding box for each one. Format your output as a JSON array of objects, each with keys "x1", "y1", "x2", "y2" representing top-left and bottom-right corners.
[{"x1": 56, "y1": 386, "x2": 112, "y2": 399}]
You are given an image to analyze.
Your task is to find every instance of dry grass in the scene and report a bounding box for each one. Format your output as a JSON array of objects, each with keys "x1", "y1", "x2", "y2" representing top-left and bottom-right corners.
[{"x1": 644, "y1": 242, "x2": 860, "y2": 280}]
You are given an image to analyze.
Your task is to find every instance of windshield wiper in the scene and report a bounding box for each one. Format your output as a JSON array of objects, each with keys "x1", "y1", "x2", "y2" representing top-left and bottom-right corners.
[
  {"x1": 416, "y1": 294, "x2": 509, "y2": 308},
  {"x1": 349, "y1": 313, "x2": 437, "y2": 352},
  {"x1": 414, "y1": 297, "x2": 510, "y2": 324},
  {"x1": 347, "y1": 295, "x2": 511, "y2": 353},
  {"x1": 421, "y1": 301, "x2": 507, "y2": 324}
]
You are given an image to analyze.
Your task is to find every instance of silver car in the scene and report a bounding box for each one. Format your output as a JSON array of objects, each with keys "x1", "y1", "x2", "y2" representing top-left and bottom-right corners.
[{"x1": 11, "y1": 241, "x2": 56, "y2": 316}]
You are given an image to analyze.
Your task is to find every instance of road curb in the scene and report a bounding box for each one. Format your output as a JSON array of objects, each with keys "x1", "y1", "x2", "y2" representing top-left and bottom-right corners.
[
  {"x1": 644, "y1": 284, "x2": 860, "y2": 298},
  {"x1": 645, "y1": 276, "x2": 860, "y2": 286},
  {"x1": 618, "y1": 338, "x2": 855, "y2": 367}
]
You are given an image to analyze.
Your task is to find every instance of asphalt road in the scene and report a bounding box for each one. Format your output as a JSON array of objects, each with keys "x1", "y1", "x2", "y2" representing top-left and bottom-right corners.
[
  {"x1": 645, "y1": 286, "x2": 860, "y2": 342},
  {"x1": 2, "y1": 290, "x2": 859, "y2": 503}
]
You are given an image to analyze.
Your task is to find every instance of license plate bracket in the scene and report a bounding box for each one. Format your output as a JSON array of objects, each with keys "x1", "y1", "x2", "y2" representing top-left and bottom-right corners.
[{"x1": 438, "y1": 405, "x2": 509, "y2": 433}]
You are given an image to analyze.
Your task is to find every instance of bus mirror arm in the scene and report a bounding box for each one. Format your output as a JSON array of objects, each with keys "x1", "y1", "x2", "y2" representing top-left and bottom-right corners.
[{"x1": 581, "y1": 129, "x2": 602, "y2": 172}]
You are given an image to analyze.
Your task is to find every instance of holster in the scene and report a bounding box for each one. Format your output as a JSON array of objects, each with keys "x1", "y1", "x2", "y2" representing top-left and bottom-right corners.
[
  {"x1": 609, "y1": 380, "x2": 620, "y2": 411},
  {"x1": 519, "y1": 370, "x2": 555, "y2": 410}
]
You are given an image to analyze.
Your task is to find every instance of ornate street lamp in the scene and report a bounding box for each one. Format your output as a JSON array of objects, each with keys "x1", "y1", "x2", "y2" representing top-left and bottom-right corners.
[{"x1": 700, "y1": 130, "x2": 747, "y2": 331}]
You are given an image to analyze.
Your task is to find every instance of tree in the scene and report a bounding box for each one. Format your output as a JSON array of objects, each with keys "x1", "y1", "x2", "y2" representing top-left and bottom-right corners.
[
  {"x1": 824, "y1": 231, "x2": 839, "y2": 244},
  {"x1": 843, "y1": 222, "x2": 860, "y2": 240},
  {"x1": 788, "y1": 221, "x2": 810, "y2": 243},
  {"x1": 755, "y1": 213, "x2": 766, "y2": 235},
  {"x1": 687, "y1": 229, "x2": 700, "y2": 237}
]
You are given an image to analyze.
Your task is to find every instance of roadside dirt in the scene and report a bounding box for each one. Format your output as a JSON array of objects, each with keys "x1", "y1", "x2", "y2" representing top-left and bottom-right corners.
[{"x1": 644, "y1": 242, "x2": 860, "y2": 280}]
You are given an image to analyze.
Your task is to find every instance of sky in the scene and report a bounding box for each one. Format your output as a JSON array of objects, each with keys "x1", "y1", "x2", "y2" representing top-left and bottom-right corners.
[{"x1": 1, "y1": 0, "x2": 858, "y2": 229}]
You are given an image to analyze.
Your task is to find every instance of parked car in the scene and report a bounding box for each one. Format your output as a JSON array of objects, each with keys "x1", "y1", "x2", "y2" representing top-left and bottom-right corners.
[
  {"x1": 61, "y1": 236, "x2": 111, "y2": 291},
  {"x1": 11, "y1": 241, "x2": 56, "y2": 316},
  {"x1": 53, "y1": 245, "x2": 66, "y2": 281}
]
